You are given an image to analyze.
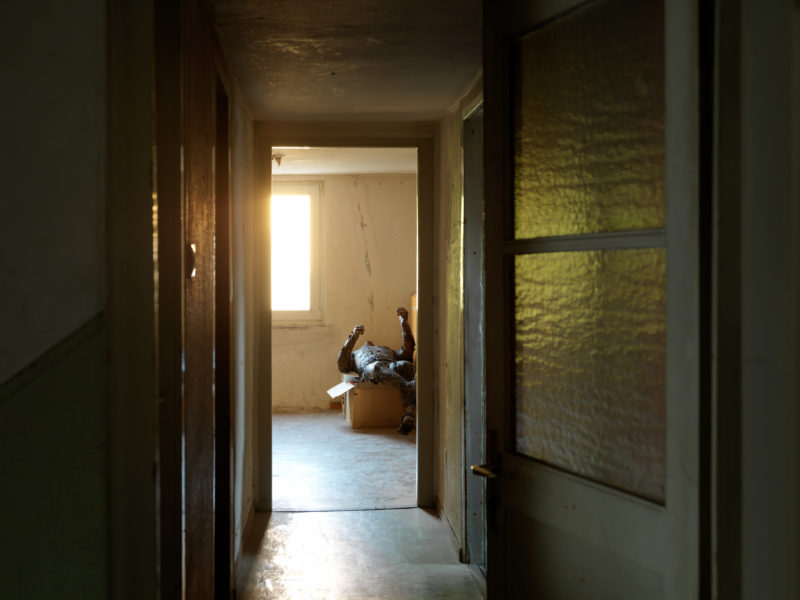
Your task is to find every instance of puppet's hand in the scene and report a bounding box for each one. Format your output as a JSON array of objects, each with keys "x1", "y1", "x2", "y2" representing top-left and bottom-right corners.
[
  {"x1": 396, "y1": 307, "x2": 408, "y2": 321},
  {"x1": 353, "y1": 324, "x2": 365, "y2": 336}
]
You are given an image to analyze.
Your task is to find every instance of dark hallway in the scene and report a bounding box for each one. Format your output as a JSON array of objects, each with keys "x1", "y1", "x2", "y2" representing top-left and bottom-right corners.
[{"x1": 1, "y1": 1, "x2": 799, "y2": 599}]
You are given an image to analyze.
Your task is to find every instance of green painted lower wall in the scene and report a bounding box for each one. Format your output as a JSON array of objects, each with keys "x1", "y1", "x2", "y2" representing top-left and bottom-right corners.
[{"x1": 0, "y1": 321, "x2": 108, "y2": 598}]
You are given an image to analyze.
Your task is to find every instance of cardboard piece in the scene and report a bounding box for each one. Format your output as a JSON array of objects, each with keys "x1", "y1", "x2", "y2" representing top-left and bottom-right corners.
[
  {"x1": 345, "y1": 384, "x2": 404, "y2": 429},
  {"x1": 326, "y1": 380, "x2": 355, "y2": 399},
  {"x1": 330, "y1": 374, "x2": 404, "y2": 429}
]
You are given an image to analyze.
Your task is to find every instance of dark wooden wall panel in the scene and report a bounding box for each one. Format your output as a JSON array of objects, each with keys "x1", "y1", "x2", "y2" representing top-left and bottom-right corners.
[
  {"x1": 183, "y1": 1, "x2": 217, "y2": 597},
  {"x1": 155, "y1": 0, "x2": 184, "y2": 596}
]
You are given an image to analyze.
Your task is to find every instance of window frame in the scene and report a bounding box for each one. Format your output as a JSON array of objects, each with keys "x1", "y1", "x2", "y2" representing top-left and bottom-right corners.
[{"x1": 270, "y1": 180, "x2": 325, "y2": 326}]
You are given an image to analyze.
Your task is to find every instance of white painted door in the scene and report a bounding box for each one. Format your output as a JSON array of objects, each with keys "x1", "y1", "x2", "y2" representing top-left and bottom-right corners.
[{"x1": 482, "y1": 0, "x2": 701, "y2": 597}]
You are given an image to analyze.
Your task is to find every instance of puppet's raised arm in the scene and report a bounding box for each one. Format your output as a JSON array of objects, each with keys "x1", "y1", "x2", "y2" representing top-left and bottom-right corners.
[
  {"x1": 393, "y1": 307, "x2": 415, "y2": 361},
  {"x1": 337, "y1": 324, "x2": 365, "y2": 373}
]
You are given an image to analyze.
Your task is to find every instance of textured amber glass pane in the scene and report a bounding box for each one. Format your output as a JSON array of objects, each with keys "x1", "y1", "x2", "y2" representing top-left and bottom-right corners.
[
  {"x1": 514, "y1": 0, "x2": 664, "y2": 239},
  {"x1": 514, "y1": 249, "x2": 666, "y2": 502}
]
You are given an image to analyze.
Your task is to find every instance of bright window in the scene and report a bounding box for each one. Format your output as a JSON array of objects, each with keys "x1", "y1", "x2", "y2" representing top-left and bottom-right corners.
[{"x1": 270, "y1": 181, "x2": 324, "y2": 323}]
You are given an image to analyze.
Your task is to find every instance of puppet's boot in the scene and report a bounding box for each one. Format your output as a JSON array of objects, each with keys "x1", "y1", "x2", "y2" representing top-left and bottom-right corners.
[{"x1": 398, "y1": 412, "x2": 416, "y2": 435}]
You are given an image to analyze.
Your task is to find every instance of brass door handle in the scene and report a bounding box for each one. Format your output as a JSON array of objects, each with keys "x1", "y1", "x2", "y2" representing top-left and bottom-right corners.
[{"x1": 470, "y1": 463, "x2": 497, "y2": 479}]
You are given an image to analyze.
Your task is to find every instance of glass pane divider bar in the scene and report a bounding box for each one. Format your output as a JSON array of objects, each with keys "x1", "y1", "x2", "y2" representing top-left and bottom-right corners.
[{"x1": 503, "y1": 228, "x2": 666, "y2": 255}]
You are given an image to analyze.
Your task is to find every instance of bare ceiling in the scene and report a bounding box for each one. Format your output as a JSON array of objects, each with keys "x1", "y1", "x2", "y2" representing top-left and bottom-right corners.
[
  {"x1": 212, "y1": 0, "x2": 482, "y2": 122},
  {"x1": 271, "y1": 147, "x2": 417, "y2": 175}
]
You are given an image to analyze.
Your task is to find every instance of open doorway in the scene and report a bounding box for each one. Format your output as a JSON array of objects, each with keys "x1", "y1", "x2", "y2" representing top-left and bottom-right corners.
[{"x1": 269, "y1": 146, "x2": 419, "y2": 511}]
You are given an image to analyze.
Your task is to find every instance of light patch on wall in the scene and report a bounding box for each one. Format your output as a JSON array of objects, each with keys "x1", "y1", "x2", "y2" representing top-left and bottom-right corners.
[{"x1": 271, "y1": 194, "x2": 311, "y2": 310}]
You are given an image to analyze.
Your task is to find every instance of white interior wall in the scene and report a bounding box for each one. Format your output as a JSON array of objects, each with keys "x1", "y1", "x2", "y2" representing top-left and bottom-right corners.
[
  {"x1": 0, "y1": 1, "x2": 110, "y2": 597},
  {"x1": 271, "y1": 173, "x2": 416, "y2": 411},
  {"x1": 1, "y1": 0, "x2": 107, "y2": 383},
  {"x1": 230, "y1": 93, "x2": 256, "y2": 560}
]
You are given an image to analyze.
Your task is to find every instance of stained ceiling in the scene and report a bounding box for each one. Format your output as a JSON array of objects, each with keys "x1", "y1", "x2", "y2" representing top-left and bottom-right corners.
[{"x1": 212, "y1": 0, "x2": 482, "y2": 121}]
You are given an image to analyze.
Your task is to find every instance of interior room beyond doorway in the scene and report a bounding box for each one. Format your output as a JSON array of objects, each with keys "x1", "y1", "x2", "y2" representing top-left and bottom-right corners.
[{"x1": 270, "y1": 146, "x2": 419, "y2": 511}]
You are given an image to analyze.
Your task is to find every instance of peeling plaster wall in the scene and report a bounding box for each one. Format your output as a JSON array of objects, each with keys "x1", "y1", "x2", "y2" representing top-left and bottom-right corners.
[
  {"x1": 435, "y1": 103, "x2": 466, "y2": 548},
  {"x1": 272, "y1": 174, "x2": 416, "y2": 411}
]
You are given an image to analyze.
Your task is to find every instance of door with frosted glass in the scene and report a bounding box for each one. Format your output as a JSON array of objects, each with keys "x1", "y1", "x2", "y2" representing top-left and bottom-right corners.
[{"x1": 482, "y1": 0, "x2": 700, "y2": 597}]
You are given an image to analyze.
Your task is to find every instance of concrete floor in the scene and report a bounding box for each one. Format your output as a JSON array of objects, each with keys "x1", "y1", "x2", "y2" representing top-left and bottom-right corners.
[
  {"x1": 236, "y1": 410, "x2": 484, "y2": 599},
  {"x1": 236, "y1": 509, "x2": 485, "y2": 600},
  {"x1": 272, "y1": 409, "x2": 416, "y2": 511}
]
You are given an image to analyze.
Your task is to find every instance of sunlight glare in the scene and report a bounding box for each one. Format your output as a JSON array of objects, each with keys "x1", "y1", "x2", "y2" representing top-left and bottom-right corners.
[{"x1": 271, "y1": 194, "x2": 311, "y2": 311}]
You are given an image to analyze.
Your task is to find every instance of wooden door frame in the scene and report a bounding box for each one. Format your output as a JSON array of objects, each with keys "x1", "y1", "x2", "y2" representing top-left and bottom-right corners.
[
  {"x1": 252, "y1": 120, "x2": 437, "y2": 510},
  {"x1": 712, "y1": 0, "x2": 800, "y2": 596},
  {"x1": 153, "y1": 1, "x2": 236, "y2": 597},
  {"x1": 214, "y1": 77, "x2": 234, "y2": 600},
  {"x1": 108, "y1": 1, "x2": 158, "y2": 597},
  {"x1": 462, "y1": 100, "x2": 487, "y2": 569},
  {"x1": 154, "y1": 0, "x2": 184, "y2": 596}
]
